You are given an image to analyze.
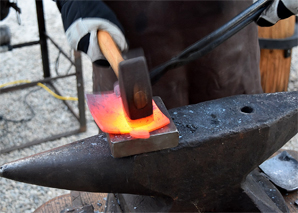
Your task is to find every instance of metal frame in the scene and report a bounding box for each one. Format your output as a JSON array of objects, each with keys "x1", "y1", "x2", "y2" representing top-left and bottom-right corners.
[{"x1": 0, "y1": 0, "x2": 86, "y2": 154}]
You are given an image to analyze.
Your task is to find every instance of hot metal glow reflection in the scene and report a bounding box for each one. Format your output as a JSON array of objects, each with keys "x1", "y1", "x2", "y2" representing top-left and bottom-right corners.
[{"x1": 86, "y1": 92, "x2": 170, "y2": 139}]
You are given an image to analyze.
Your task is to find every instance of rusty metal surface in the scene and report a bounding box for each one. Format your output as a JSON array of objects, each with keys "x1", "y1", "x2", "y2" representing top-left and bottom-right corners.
[
  {"x1": 1, "y1": 91, "x2": 297, "y2": 212},
  {"x1": 108, "y1": 97, "x2": 179, "y2": 158},
  {"x1": 259, "y1": 151, "x2": 298, "y2": 192}
]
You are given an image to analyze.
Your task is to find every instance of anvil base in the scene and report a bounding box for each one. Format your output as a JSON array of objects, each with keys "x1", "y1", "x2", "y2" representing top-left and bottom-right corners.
[{"x1": 107, "y1": 97, "x2": 179, "y2": 158}]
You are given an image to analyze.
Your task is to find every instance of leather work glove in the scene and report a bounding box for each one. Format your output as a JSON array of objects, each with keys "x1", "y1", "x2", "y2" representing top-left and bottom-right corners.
[
  {"x1": 55, "y1": 0, "x2": 128, "y2": 64},
  {"x1": 257, "y1": 0, "x2": 298, "y2": 26}
]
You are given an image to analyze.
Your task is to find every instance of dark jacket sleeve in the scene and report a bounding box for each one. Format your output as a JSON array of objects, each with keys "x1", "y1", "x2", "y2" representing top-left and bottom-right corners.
[
  {"x1": 56, "y1": 0, "x2": 124, "y2": 32},
  {"x1": 54, "y1": 0, "x2": 127, "y2": 63}
]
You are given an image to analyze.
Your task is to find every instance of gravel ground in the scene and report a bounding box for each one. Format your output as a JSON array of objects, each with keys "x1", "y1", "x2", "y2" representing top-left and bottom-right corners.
[{"x1": 0, "y1": 1, "x2": 297, "y2": 212}]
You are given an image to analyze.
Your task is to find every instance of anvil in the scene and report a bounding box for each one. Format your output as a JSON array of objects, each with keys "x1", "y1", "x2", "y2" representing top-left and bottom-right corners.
[{"x1": 1, "y1": 91, "x2": 297, "y2": 212}]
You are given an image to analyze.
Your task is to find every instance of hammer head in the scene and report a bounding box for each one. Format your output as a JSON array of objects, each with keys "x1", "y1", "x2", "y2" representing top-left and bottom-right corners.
[{"x1": 118, "y1": 56, "x2": 153, "y2": 120}]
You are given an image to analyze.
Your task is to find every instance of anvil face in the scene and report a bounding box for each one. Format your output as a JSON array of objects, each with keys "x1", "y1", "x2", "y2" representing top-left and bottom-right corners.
[{"x1": 107, "y1": 97, "x2": 179, "y2": 158}]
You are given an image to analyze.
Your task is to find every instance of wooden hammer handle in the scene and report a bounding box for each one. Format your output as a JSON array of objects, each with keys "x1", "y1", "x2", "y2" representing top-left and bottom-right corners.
[{"x1": 97, "y1": 30, "x2": 124, "y2": 77}]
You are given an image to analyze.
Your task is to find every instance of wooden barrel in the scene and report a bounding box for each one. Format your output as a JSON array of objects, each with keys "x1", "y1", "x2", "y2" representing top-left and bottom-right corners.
[{"x1": 258, "y1": 16, "x2": 295, "y2": 93}]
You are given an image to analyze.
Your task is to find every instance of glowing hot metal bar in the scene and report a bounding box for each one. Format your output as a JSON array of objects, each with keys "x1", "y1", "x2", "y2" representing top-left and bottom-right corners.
[{"x1": 85, "y1": 93, "x2": 170, "y2": 139}]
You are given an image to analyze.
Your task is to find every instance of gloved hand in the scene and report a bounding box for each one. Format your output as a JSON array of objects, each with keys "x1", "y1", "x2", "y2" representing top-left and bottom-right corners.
[
  {"x1": 56, "y1": 0, "x2": 128, "y2": 64},
  {"x1": 257, "y1": 0, "x2": 298, "y2": 26}
]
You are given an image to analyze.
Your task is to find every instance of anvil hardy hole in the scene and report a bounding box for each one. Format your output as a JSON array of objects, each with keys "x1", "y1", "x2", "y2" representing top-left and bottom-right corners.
[{"x1": 241, "y1": 106, "x2": 254, "y2": 114}]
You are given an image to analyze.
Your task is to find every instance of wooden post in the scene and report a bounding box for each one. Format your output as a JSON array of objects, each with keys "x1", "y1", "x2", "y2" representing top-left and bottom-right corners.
[{"x1": 258, "y1": 16, "x2": 295, "y2": 93}]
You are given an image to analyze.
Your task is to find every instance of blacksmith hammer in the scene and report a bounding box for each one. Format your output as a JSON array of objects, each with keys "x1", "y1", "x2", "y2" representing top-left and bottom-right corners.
[
  {"x1": 97, "y1": 30, "x2": 153, "y2": 120},
  {"x1": 1, "y1": 91, "x2": 297, "y2": 212},
  {"x1": 89, "y1": 31, "x2": 179, "y2": 158}
]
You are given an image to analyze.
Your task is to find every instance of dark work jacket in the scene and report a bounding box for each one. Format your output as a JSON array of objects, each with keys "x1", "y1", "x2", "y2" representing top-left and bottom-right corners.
[{"x1": 56, "y1": 0, "x2": 263, "y2": 109}]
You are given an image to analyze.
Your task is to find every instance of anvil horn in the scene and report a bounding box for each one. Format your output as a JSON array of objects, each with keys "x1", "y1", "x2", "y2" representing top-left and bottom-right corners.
[{"x1": 1, "y1": 92, "x2": 297, "y2": 211}]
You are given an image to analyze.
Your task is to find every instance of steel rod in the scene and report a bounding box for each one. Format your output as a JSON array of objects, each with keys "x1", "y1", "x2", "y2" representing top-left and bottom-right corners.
[
  {"x1": 35, "y1": 0, "x2": 51, "y2": 78},
  {"x1": 177, "y1": 0, "x2": 270, "y2": 59},
  {"x1": 10, "y1": 40, "x2": 40, "y2": 49},
  {"x1": 74, "y1": 51, "x2": 87, "y2": 132}
]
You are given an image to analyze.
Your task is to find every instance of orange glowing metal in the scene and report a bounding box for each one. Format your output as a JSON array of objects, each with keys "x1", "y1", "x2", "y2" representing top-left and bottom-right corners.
[{"x1": 86, "y1": 93, "x2": 170, "y2": 139}]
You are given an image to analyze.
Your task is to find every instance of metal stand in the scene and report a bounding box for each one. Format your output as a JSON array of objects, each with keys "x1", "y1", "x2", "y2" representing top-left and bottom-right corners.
[{"x1": 0, "y1": 0, "x2": 86, "y2": 154}]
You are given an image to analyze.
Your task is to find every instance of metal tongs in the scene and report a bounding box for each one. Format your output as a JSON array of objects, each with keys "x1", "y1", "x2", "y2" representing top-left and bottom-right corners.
[{"x1": 150, "y1": 0, "x2": 271, "y2": 84}]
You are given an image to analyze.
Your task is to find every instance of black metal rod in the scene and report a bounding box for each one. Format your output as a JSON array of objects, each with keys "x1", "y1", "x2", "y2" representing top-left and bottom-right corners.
[
  {"x1": 45, "y1": 33, "x2": 76, "y2": 66},
  {"x1": 74, "y1": 51, "x2": 87, "y2": 132},
  {"x1": 150, "y1": 0, "x2": 271, "y2": 84},
  {"x1": 177, "y1": 0, "x2": 270, "y2": 59},
  {"x1": 0, "y1": 73, "x2": 76, "y2": 93},
  {"x1": 172, "y1": 7, "x2": 265, "y2": 67},
  {"x1": 35, "y1": 0, "x2": 51, "y2": 78},
  {"x1": 10, "y1": 40, "x2": 40, "y2": 49}
]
